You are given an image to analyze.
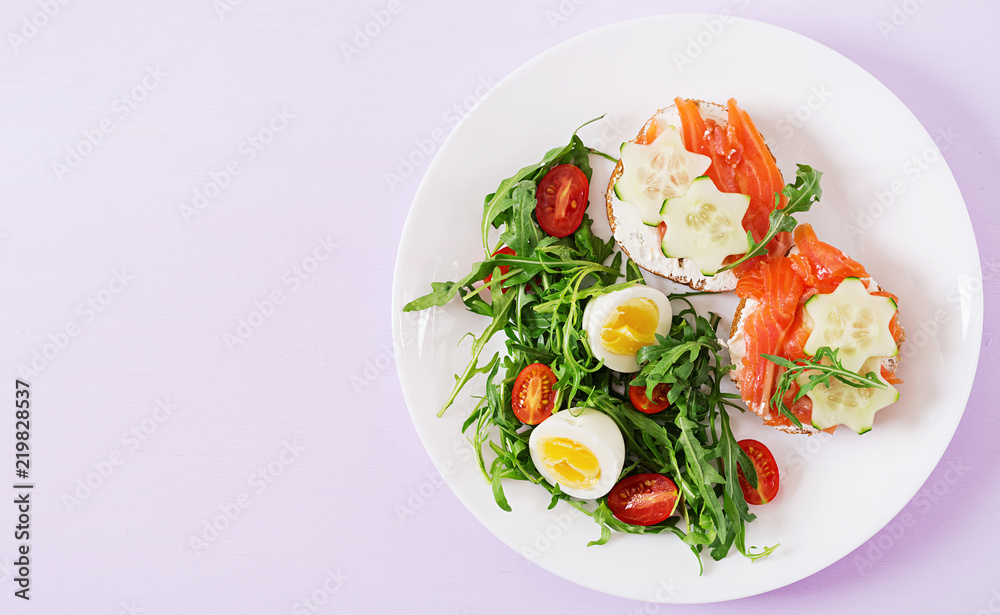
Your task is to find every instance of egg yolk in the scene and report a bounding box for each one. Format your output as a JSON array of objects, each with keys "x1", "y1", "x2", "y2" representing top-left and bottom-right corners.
[
  {"x1": 600, "y1": 297, "x2": 659, "y2": 355},
  {"x1": 538, "y1": 437, "x2": 601, "y2": 489}
]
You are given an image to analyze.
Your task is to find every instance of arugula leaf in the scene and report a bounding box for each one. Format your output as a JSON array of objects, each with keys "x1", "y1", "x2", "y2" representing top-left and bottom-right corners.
[
  {"x1": 490, "y1": 457, "x2": 513, "y2": 512},
  {"x1": 762, "y1": 345, "x2": 887, "y2": 429},
  {"x1": 402, "y1": 260, "x2": 497, "y2": 311},
  {"x1": 555, "y1": 133, "x2": 594, "y2": 182},
  {"x1": 587, "y1": 146, "x2": 620, "y2": 164},
  {"x1": 718, "y1": 165, "x2": 823, "y2": 273},
  {"x1": 718, "y1": 405, "x2": 756, "y2": 509},
  {"x1": 482, "y1": 191, "x2": 515, "y2": 238},
  {"x1": 676, "y1": 416, "x2": 726, "y2": 526},
  {"x1": 436, "y1": 287, "x2": 514, "y2": 416},
  {"x1": 500, "y1": 181, "x2": 542, "y2": 259},
  {"x1": 624, "y1": 259, "x2": 645, "y2": 282}
]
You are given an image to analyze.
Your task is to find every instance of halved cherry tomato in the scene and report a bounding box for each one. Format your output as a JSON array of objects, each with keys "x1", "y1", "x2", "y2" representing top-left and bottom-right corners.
[
  {"x1": 736, "y1": 439, "x2": 779, "y2": 505},
  {"x1": 484, "y1": 247, "x2": 516, "y2": 294},
  {"x1": 535, "y1": 164, "x2": 588, "y2": 237},
  {"x1": 628, "y1": 383, "x2": 671, "y2": 414},
  {"x1": 607, "y1": 473, "x2": 679, "y2": 526},
  {"x1": 511, "y1": 363, "x2": 557, "y2": 425}
]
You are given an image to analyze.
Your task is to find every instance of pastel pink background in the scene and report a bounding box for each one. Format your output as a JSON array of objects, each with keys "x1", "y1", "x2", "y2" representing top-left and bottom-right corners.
[{"x1": 1, "y1": 1, "x2": 997, "y2": 613}]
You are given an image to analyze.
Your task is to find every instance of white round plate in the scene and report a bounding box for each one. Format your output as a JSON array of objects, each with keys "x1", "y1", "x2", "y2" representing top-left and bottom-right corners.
[{"x1": 391, "y1": 15, "x2": 982, "y2": 603}]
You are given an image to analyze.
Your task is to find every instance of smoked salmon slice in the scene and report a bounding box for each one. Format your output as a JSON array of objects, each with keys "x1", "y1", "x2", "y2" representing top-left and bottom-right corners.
[
  {"x1": 736, "y1": 258, "x2": 804, "y2": 417},
  {"x1": 790, "y1": 224, "x2": 868, "y2": 293},
  {"x1": 674, "y1": 97, "x2": 791, "y2": 274}
]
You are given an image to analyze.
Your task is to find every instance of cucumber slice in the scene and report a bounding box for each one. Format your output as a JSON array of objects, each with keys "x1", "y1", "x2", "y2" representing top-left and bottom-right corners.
[
  {"x1": 659, "y1": 176, "x2": 751, "y2": 275},
  {"x1": 613, "y1": 125, "x2": 711, "y2": 226},
  {"x1": 803, "y1": 277, "x2": 898, "y2": 373},
  {"x1": 799, "y1": 356, "x2": 899, "y2": 434}
]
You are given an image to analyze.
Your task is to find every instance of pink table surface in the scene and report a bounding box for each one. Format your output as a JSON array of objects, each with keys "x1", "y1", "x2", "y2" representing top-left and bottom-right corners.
[{"x1": 1, "y1": 1, "x2": 997, "y2": 613}]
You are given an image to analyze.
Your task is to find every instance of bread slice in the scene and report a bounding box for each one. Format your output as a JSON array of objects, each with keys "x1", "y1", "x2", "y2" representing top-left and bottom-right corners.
[
  {"x1": 727, "y1": 261, "x2": 905, "y2": 435},
  {"x1": 606, "y1": 100, "x2": 781, "y2": 292}
]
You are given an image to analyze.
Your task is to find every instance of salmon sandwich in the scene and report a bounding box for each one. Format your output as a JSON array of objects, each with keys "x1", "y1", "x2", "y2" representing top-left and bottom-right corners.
[
  {"x1": 727, "y1": 224, "x2": 905, "y2": 435},
  {"x1": 607, "y1": 98, "x2": 791, "y2": 291}
]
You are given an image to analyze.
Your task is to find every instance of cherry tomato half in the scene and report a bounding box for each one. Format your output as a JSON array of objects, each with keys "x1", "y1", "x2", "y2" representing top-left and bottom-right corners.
[
  {"x1": 511, "y1": 363, "x2": 557, "y2": 425},
  {"x1": 535, "y1": 164, "x2": 589, "y2": 237},
  {"x1": 736, "y1": 439, "x2": 780, "y2": 505},
  {"x1": 628, "y1": 383, "x2": 671, "y2": 414},
  {"x1": 607, "y1": 473, "x2": 679, "y2": 526},
  {"x1": 484, "y1": 247, "x2": 516, "y2": 294}
]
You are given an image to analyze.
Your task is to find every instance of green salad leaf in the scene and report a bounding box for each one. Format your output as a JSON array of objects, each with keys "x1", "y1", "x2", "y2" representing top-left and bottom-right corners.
[
  {"x1": 718, "y1": 164, "x2": 823, "y2": 273},
  {"x1": 762, "y1": 345, "x2": 888, "y2": 429}
]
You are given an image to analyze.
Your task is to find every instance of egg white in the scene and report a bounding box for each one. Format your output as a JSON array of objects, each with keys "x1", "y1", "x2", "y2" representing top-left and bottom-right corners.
[
  {"x1": 582, "y1": 286, "x2": 673, "y2": 373},
  {"x1": 528, "y1": 407, "x2": 626, "y2": 500}
]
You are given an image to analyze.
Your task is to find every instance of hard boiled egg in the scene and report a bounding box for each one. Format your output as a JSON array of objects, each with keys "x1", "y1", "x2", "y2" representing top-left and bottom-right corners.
[
  {"x1": 528, "y1": 407, "x2": 625, "y2": 500},
  {"x1": 582, "y1": 286, "x2": 673, "y2": 373}
]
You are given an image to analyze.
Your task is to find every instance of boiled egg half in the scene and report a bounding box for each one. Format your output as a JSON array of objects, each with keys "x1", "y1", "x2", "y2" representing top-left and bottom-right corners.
[
  {"x1": 582, "y1": 286, "x2": 673, "y2": 373},
  {"x1": 528, "y1": 407, "x2": 625, "y2": 500}
]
